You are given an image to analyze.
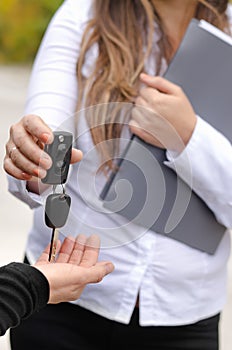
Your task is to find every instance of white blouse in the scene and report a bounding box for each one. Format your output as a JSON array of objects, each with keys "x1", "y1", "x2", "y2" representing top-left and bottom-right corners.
[{"x1": 7, "y1": 0, "x2": 232, "y2": 326}]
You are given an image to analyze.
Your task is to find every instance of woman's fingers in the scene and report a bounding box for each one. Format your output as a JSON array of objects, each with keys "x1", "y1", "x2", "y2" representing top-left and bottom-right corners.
[
  {"x1": 4, "y1": 114, "x2": 83, "y2": 180},
  {"x1": 139, "y1": 73, "x2": 181, "y2": 95},
  {"x1": 8, "y1": 133, "x2": 52, "y2": 170},
  {"x1": 70, "y1": 148, "x2": 83, "y2": 164},
  {"x1": 20, "y1": 115, "x2": 54, "y2": 144},
  {"x1": 5, "y1": 143, "x2": 48, "y2": 179},
  {"x1": 4, "y1": 143, "x2": 82, "y2": 179},
  {"x1": 4, "y1": 115, "x2": 54, "y2": 178},
  {"x1": 3, "y1": 155, "x2": 32, "y2": 180}
]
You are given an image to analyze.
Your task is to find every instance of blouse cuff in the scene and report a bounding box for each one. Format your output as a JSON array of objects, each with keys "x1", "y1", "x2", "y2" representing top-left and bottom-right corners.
[
  {"x1": 164, "y1": 115, "x2": 232, "y2": 193},
  {"x1": 7, "y1": 175, "x2": 43, "y2": 209},
  {"x1": 164, "y1": 116, "x2": 209, "y2": 187}
]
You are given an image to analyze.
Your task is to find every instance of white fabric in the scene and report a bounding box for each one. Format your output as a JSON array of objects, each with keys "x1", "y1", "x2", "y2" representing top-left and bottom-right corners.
[{"x1": 7, "y1": 0, "x2": 232, "y2": 326}]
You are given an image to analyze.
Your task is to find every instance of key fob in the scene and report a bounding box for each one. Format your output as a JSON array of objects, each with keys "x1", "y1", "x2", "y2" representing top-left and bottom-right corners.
[
  {"x1": 45, "y1": 193, "x2": 71, "y2": 228},
  {"x1": 42, "y1": 131, "x2": 73, "y2": 185}
]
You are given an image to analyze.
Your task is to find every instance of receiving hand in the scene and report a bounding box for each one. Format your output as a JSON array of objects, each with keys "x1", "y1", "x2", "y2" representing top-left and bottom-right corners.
[
  {"x1": 130, "y1": 73, "x2": 197, "y2": 153},
  {"x1": 4, "y1": 115, "x2": 83, "y2": 181},
  {"x1": 34, "y1": 234, "x2": 114, "y2": 304}
]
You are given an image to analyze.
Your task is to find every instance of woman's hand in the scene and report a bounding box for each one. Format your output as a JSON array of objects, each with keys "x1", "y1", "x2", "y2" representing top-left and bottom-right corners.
[
  {"x1": 4, "y1": 114, "x2": 83, "y2": 181},
  {"x1": 34, "y1": 234, "x2": 114, "y2": 304},
  {"x1": 130, "y1": 73, "x2": 197, "y2": 153}
]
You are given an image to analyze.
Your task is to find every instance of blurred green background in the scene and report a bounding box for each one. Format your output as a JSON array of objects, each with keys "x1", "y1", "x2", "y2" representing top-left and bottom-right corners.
[
  {"x1": 0, "y1": 0, "x2": 232, "y2": 64},
  {"x1": 0, "y1": 0, "x2": 63, "y2": 63}
]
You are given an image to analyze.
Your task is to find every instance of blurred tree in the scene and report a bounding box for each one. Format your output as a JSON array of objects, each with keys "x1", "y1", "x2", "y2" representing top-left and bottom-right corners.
[
  {"x1": 0, "y1": 1, "x2": 232, "y2": 63},
  {"x1": 0, "y1": 0, "x2": 63, "y2": 63}
]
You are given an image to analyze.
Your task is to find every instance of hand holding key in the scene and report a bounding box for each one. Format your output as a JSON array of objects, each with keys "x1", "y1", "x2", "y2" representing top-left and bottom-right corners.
[
  {"x1": 4, "y1": 115, "x2": 83, "y2": 262},
  {"x1": 4, "y1": 115, "x2": 82, "y2": 182}
]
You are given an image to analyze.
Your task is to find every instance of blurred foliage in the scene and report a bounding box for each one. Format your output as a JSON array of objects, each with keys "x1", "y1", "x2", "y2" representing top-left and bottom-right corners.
[
  {"x1": 0, "y1": 0, "x2": 232, "y2": 63},
  {"x1": 0, "y1": 0, "x2": 63, "y2": 63}
]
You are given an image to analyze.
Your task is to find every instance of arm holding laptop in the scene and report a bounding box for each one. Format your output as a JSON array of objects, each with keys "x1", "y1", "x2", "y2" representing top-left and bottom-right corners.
[{"x1": 130, "y1": 73, "x2": 232, "y2": 229}]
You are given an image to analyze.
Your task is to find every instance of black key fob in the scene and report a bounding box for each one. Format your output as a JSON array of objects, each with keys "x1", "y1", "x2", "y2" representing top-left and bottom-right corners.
[
  {"x1": 42, "y1": 131, "x2": 73, "y2": 185},
  {"x1": 45, "y1": 193, "x2": 71, "y2": 228}
]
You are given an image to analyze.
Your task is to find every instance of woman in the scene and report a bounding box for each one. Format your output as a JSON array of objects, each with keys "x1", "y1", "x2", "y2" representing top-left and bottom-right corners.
[{"x1": 4, "y1": 0, "x2": 232, "y2": 349}]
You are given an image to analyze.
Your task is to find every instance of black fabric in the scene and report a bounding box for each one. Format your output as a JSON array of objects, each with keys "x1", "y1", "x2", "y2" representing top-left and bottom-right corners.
[
  {"x1": 0, "y1": 262, "x2": 49, "y2": 336},
  {"x1": 24, "y1": 255, "x2": 30, "y2": 264},
  {"x1": 10, "y1": 302, "x2": 220, "y2": 350}
]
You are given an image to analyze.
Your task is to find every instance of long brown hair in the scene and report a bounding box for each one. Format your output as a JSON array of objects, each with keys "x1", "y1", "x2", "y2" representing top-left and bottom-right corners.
[{"x1": 76, "y1": 0, "x2": 230, "y2": 171}]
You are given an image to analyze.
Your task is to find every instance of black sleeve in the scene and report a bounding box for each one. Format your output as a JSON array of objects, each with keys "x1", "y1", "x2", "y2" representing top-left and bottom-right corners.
[{"x1": 0, "y1": 262, "x2": 49, "y2": 336}]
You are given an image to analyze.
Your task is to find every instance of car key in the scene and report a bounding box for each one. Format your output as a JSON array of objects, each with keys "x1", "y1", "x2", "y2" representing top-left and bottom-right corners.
[
  {"x1": 45, "y1": 192, "x2": 71, "y2": 262},
  {"x1": 42, "y1": 131, "x2": 73, "y2": 262},
  {"x1": 42, "y1": 131, "x2": 73, "y2": 185},
  {"x1": 48, "y1": 228, "x2": 59, "y2": 263}
]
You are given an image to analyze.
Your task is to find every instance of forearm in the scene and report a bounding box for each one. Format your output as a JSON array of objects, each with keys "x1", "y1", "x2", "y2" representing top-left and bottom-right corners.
[
  {"x1": 0, "y1": 262, "x2": 49, "y2": 336},
  {"x1": 7, "y1": 0, "x2": 82, "y2": 199},
  {"x1": 165, "y1": 116, "x2": 232, "y2": 228},
  {"x1": 26, "y1": 179, "x2": 50, "y2": 195}
]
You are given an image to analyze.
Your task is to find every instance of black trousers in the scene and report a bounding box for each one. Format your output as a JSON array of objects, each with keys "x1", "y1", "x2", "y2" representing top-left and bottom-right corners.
[{"x1": 10, "y1": 302, "x2": 219, "y2": 350}]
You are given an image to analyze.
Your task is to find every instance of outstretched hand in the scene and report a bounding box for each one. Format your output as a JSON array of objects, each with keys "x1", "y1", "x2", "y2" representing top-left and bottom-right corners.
[{"x1": 34, "y1": 234, "x2": 114, "y2": 304}]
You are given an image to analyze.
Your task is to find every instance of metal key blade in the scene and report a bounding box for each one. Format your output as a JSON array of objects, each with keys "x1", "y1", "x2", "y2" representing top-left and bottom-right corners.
[{"x1": 48, "y1": 228, "x2": 59, "y2": 262}]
